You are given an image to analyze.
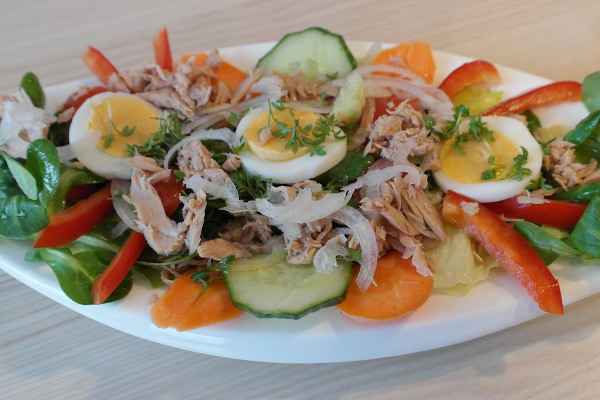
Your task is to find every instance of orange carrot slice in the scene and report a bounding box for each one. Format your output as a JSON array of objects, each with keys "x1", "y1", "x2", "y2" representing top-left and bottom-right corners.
[
  {"x1": 371, "y1": 41, "x2": 436, "y2": 84},
  {"x1": 180, "y1": 53, "x2": 247, "y2": 92},
  {"x1": 151, "y1": 270, "x2": 243, "y2": 331},
  {"x1": 338, "y1": 252, "x2": 433, "y2": 321}
]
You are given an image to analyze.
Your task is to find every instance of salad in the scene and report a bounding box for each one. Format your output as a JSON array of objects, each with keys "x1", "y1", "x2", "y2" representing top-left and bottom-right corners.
[{"x1": 2, "y1": 26, "x2": 600, "y2": 331}]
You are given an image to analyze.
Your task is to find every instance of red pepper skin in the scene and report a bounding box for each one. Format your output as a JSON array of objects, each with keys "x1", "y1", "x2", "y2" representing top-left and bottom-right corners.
[
  {"x1": 438, "y1": 60, "x2": 501, "y2": 99},
  {"x1": 442, "y1": 190, "x2": 564, "y2": 315},
  {"x1": 153, "y1": 27, "x2": 173, "y2": 72},
  {"x1": 486, "y1": 196, "x2": 587, "y2": 228},
  {"x1": 91, "y1": 230, "x2": 147, "y2": 305},
  {"x1": 33, "y1": 184, "x2": 114, "y2": 248},
  {"x1": 91, "y1": 172, "x2": 183, "y2": 304},
  {"x1": 481, "y1": 81, "x2": 581, "y2": 116},
  {"x1": 82, "y1": 46, "x2": 119, "y2": 86},
  {"x1": 62, "y1": 86, "x2": 108, "y2": 114}
]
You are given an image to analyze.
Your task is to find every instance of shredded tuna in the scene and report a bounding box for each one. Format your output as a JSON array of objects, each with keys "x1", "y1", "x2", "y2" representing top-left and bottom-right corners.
[
  {"x1": 181, "y1": 191, "x2": 207, "y2": 254},
  {"x1": 364, "y1": 100, "x2": 440, "y2": 172},
  {"x1": 460, "y1": 201, "x2": 480, "y2": 216},
  {"x1": 544, "y1": 139, "x2": 600, "y2": 189},
  {"x1": 127, "y1": 168, "x2": 185, "y2": 255},
  {"x1": 0, "y1": 92, "x2": 56, "y2": 159},
  {"x1": 177, "y1": 140, "x2": 221, "y2": 178},
  {"x1": 197, "y1": 238, "x2": 251, "y2": 260}
]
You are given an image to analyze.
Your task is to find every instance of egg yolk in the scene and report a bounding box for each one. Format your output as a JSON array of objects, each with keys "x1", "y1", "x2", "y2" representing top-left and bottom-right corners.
[
  {"x1": 89, "y1": 97, "x2": 159, "y2": 157},
  {"x1": 439, "y1": 131, "x2": 520, "y2": 183},
  {"x1": 245, "y1": 108, "x2": 320, "y2": 161}
]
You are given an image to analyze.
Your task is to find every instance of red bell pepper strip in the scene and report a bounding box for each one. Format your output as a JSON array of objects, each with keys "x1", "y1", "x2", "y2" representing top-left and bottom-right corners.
[
  {"x1": 91, "y1": 172, "x2": 183, "y2": 304},
  {"x1": 33, "y1": 184, "x2": 114, "y2": 248},
  {"x1": 82, "y1": 46, "x2": 119, "y2": 86},
  {"x1": 438, "y1": 60, "x2": 501, "y2": 99},
  {"x1": 485, "y1": 196, "x2": 587, "y2": 228},
  {"x1": 91, "y1": 230, "x2": 146, "y2": 305},
  {"x1": 481, "y1": 81, "x2": 582, "y2": 116},
  {"x1": 442, "y1": 190, "x2": 564, "y2": 314},
  {"x1": 62, "y1": 86, "x2": 108, "y2": 114},
  {"x1": 153, "y1": 27, "x2": 173, "y2": 72}
]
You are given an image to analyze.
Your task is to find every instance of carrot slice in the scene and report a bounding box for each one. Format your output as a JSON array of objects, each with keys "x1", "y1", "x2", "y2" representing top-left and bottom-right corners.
[
  {"x1": 180, "y1": 53, "x2": 247, "y2": 92},
  {"x1": 372, "y1": 41, "x2": 436, "y2": 83},
  {"x1": 151, "y1": 271, "x2": 243, "y2": 331},
  {"x1": 338, "y1": 252, "x2": 433, "y2": 321}
]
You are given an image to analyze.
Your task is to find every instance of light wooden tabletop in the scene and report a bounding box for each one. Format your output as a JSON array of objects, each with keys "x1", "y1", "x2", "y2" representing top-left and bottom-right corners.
[{"x1": 2, "y1": 0, "x2": 600, "y2": 398}]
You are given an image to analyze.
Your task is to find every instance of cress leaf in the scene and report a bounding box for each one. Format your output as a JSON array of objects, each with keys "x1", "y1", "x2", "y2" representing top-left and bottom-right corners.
[
  {"x1": 0, "y1": 195, "x2": 49, "y2": 238},
  {"x1": 26, "y1": 138, "x2": 61, "y2": 207},
  {"x1": 582, "y1": 71, "x2": 600, "y2": 112},
  {"x1": 0, "y1": 150, "x2": 38, "y2": 200},
  {"x1": 571, "y1": 195, "x2": 600, "y2": 257}
]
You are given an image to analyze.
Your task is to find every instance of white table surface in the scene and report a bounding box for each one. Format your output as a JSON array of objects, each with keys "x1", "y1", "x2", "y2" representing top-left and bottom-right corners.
[{"x1": 2, "y1": 0, "x2": 600, "y2": 398}]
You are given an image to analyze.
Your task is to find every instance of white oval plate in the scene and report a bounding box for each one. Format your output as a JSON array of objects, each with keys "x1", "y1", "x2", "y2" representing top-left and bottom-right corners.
[{"x1": 0, "y1": 41, "x2": 597, "y2": 364}]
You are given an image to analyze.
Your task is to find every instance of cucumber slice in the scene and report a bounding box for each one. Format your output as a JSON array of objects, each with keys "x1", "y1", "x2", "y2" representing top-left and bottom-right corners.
[
  {"x1": 225, "y1": 249, "x2": 353, "y2": 319},
  {"x1": 256, "y1": 27, "x2": 357, "y2": 78},
  {"x1": 331, "y1": 69, "x2": 365, "y2": 125}
]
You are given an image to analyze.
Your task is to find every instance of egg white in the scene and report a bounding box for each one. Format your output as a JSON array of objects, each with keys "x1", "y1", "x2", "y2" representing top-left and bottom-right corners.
[
  {"x1": 236, "y1": 107, "x2": 347, "y2": 184},
  {"x1": 69, "y1": 92, "x2": 161, "y2": 180},
  {"x1": 433, "y1": 115, "x2": 543, "y2": 203}
]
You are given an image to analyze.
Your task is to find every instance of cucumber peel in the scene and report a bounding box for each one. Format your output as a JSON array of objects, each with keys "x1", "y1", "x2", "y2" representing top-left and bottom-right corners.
[{"x1": 256, "y1": 27, "x2": 357, "y2": 79}]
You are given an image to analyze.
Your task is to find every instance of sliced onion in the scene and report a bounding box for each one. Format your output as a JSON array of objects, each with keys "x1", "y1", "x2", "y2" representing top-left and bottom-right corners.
[
  {"x1": 111, "y1": 179, "x2": 140, "y2": 231},
  {"x1": 55, "y1": 144, "x2": 75, "y2": 163},
  {"x1": 184, "y1": 174, "x2": 239, "y2": 202},
  {"x1": 255, "y1": 181, "x2": 361, "y2": 224},
  {"x1": 357, "y1": 64, "x2": 426, "y2": 83},
  {"x1": 330, "y1": 206, "x2": 378, "y2": 292},
  {"x1": 358, "y1": 164, "x2": 422, "y2": 198},
  {"x1": 163, "y1": 127, "x2": 240, "y2": 169},
  {"x1": 313, "y1": 242, "x2": 348, "y2": 273}
]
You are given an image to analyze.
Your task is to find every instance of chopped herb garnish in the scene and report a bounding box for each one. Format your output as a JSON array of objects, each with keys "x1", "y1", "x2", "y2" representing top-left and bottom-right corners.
[
  {"x1": 126, "y1": 111, "x2": 183, "y2": 160},
  {"x1": 261, "y1": 100, "x2": 341, "y2": 157},
  {"x1": 481, "y1": 146, "x2": 532, "y2": 181}
]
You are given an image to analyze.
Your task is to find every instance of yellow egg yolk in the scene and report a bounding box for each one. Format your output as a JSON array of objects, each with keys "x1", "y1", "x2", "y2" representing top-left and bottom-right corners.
[
  {"x1": 439, "y1": 131, "x2": 520, "y2": 184},
  {"x1": 245, "y1": 108, "x2": 320, "y2": 161},
  {"x1": 89, "y1": 97, "x2": 160, "y2": 157}
]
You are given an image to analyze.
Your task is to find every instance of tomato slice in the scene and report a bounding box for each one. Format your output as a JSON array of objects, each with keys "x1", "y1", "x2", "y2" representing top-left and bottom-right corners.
[
  {"x1": 91, "y1": 171, "x2": 183, "y2": 304},
  {"x1": 33, "y1": 184, "x2": 114, "y2": 248},
  {"x1": 442, "y1": 190, "x2": 563, "y2": 314},
  {"x1": 438, "y1": 60, "x2": 501, "y2": 100},
  {"x1": 153, "y1": 27, "x2": 173, "y2": 72},
  {"x1": 82, "y1": 46, "x2": 119, "y2": 86},
  {"x1": 486, "y1": 196, "x2": 587, "y2": 228},
  {"x1": 481, "y1": 81, "x2": 581, "y2": 116}
]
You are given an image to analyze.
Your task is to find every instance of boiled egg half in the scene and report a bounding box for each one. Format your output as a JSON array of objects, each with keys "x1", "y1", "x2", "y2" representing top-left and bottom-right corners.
[
  {"x1": 69, "y1": 92, "x2": 161, "y2": 179},
  {"x1": 432, "y1": 115, "x2": 542, "y2": 203},
  {"x1": 236, "y1": 106, "x2": 347, "y2": 184}
]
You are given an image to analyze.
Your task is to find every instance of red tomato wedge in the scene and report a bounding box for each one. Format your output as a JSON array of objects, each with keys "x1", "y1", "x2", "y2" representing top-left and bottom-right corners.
[
  {"x1": 486, "y1": 196, "x2": 587, "y2": 228},
  {"x1": 82, "y1": 46, "x2": 119, "y2": 86},
  {"x1": 153, "y1": 27, "x2": 173, "y2": 72},
  {"x1": 338, "y1": 252, "x2": 433, "y2": 321},
  {"x1": 442, "y1": 191, "x2": 563, "y2": 314},
  {"x1": 151, "y1": 270, "x2": 243, "y2": 331},
  {"x1": 33, "y1": 184, "x2": 114, "y2": 248},
  {"x1": 90, "y1": 172, "x2": 183, "y2": 304},
  {"x1": 371, "y1": 41, "x2": 436, "y2": 83},
  {"x1": 180, "y1": 53, "x2": 248, "y2": 93},
  {"x1": 438, "y1": 60, "x2": 501, "y2": 99},
  {"x1": 481, "y1": 81, "x2": 581, "y2": 116}
]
